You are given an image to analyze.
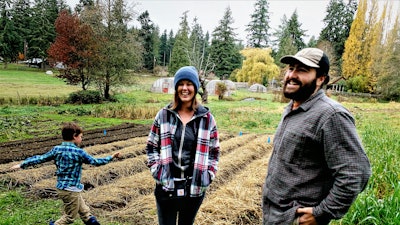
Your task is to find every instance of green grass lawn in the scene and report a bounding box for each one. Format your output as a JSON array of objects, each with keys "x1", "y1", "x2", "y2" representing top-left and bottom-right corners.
[{"x1": 0, "y1": 64, "x2": 79, "y2": 98}]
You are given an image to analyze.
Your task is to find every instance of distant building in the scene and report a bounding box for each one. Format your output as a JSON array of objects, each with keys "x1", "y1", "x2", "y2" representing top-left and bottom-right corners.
[
  {"x1": 151, "y1": 77, "x2": 175, "y2": 94},
  {"x1": 249, "y1": 83, "x2": 267, "y2": 93},
  {"x1": 205, "y1": 80, "x2": 236, "y2": 96}
]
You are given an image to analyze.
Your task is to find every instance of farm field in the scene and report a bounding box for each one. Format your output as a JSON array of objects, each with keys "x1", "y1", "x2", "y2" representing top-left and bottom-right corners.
[
  {"x1": 0, "y1": 124, "x2": 272, "y2": 225},
  {"x1": 1, "y1": 64, "x2": 399, "y2": 224}
]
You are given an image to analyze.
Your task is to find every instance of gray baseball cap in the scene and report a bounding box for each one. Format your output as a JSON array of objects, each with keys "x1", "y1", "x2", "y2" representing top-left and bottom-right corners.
[{"x1": 280, "y1": 48, "x2": 330, "y2": 75}]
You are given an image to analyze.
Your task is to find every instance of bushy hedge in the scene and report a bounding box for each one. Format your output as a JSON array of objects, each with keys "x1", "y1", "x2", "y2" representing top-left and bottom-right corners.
[{"x1": 66, "y1": 90, "x2": 104, "y2": 104}]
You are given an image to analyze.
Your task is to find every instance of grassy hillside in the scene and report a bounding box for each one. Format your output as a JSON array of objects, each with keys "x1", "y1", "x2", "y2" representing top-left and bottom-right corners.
[{"x1": 0, "y1": 64, "x2": 80, "y2": 98}]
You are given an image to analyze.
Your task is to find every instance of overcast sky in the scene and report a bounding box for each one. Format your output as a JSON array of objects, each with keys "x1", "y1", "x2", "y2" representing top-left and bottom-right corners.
[
  {"x1": 135, "y1": 0, "x2": 331, "y2": 43},
  {"x1": 65, "y1": 0, "x2": 399, "y2": 44}
]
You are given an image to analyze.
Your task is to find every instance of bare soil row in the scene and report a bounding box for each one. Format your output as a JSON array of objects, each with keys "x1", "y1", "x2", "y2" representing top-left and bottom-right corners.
[
  {"x1": 0, "y1": 125, "x2": 273, "y2": 225},
  {"x1": 0, "y1": 123, "x2": 150, "y2": 164}
]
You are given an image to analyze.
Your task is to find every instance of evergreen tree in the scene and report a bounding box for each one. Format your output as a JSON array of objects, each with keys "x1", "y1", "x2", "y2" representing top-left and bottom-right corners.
[
  {"x1": 286, "y1": 10, "x2": 306, "y2": 51},
  {"x1": 166, "y1": 29, "x2": 175, "y2": 67},
  {"x1": 0, "y1": 0, "x2": 18, "y2": 67},
  {"x1": 28, "y1": 0, "x2": 59, "y2": 68},
  {"x1": 307, "y1": 35, "x2": 318, "y2": 47},
  {"x1": 246, "y1": 0, "x2": 271, "y2": 48},
  {"x1": 75, "y1": 0, "x2": 95, "y2": 13},
  {"x1": 159, "y1": 29, "x2": 168, "y2": 67},
  {"x1": 10, "y1": 0, "x2": 32, "y2": 61},
  {"x1": 272, "y1": 14, "x2": 298, "y2": 67},
  {"x1": 0, "y1": 18, "x2": 20, "y2": 67},
  {"x1": 209, "y1": 7, "x2": 242, "y2": 79},
  {"x1": 158, "y1": 29, "x2": 175, "y2": 68},
  {"x1": 152, "y1": 26, "x2": 160, "y2": 68},
  {"x1": 138, "y1": 10, "x2": 156, "y2": 71},
  {"x1": 169, "y1": 11, "x2": 190, "y2": 75},
  {"x1": 319, "y1": 0, "x2": 357, "y2": 61}
]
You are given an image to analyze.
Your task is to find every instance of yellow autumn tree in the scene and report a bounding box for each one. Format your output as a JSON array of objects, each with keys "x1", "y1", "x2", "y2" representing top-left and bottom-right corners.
[
  {"x1": 342, "y1": 0, "x2": 368, "y2": 92},
  {"x1": 235, "y1": 48, "x2": 280, "y2": 85},
  {"x1": 364, "y1": 0, "x2": 385, "y2": 92}
]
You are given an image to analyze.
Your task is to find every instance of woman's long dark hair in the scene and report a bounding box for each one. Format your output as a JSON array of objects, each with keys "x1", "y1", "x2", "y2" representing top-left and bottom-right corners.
[{"x1": 170, "y1": 91, "x2": 199, "y2": 111}]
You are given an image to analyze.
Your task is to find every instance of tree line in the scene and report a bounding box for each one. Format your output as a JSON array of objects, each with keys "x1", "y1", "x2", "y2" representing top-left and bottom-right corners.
[{"x1": 0, "y1": 0, "x2": 399, "y2": 101}]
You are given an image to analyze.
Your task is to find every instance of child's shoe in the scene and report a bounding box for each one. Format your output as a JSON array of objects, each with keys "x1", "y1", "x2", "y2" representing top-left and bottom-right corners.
[
  {"x1": 49, "y1": 221, "x2": 55, "y2": 225},
  {"x1": 85, "y1": 216, "x2": 100, "y2": 225}
]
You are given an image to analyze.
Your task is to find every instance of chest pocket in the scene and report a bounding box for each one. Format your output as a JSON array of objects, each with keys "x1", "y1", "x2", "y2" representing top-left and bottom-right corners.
[{"x1": 279, "y1": 131, "x2": 323, "y2": 167}]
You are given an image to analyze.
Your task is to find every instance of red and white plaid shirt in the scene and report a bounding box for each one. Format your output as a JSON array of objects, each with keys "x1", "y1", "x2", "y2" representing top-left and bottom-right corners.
[{"x1": 146, "y1": 104, "x2": 220, "y2": 197}]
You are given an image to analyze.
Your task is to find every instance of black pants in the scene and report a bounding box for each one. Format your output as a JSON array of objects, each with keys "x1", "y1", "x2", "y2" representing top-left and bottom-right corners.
[{"x1": 155, "y1": 184, "x2": 205, "y2": 225}]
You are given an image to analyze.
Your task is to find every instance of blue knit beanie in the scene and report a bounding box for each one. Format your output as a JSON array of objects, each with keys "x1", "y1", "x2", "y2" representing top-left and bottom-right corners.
[{"x1": 174, "y1": 66, "x2": 200, "y2": 92}]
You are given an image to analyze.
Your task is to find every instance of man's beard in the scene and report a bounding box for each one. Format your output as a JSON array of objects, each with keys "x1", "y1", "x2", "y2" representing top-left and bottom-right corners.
[{"x1": 283, "y1": 78, "x2": 317, "y2": 102}]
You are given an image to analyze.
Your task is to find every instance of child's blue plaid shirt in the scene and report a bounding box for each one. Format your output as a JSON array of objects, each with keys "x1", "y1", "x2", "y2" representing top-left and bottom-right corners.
[{"x1": 20, "y1": 142, "x2": 113, "y2": 191}]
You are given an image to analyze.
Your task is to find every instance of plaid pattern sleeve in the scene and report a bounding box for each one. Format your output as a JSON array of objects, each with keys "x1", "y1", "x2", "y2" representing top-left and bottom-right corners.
[
  {"x1": 20, "y1": 149, "x2": 56, "y2": 169},
  {"x1": 146, "y1": 109, "x2": 163, "y2": 175},
  {"x1": 146, "y1": 106, "x2": 220, "y2": 196},
  {"x1": 264, "y1": 90, "x2": 371, "y2": 223},
  {"x1": 145, "y1": 108, "x2": 174, "y2": 189},
  {"x1": 21, "y1": 142, "x2": 113, "y2": 190},
  {"x1": 191, "y1": 112, "x2": 220, "y2": 196}
]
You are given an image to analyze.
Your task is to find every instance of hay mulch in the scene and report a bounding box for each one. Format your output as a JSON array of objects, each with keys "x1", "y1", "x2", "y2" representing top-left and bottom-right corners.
[
  {"x1": 99, "y1": 135, "x2": 272, "y2": 224},
  {"x1": 1, "y1": 132, "x2": 276, "y2": 225}
]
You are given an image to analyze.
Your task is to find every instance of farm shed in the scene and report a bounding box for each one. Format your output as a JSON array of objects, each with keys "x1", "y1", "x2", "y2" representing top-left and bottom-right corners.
[
  {"x1": 327, "y1": 76, "x2": 346, "y2": 93},
  {"x1": 206, "y1": 80, "x2": 236, "y2": 96},
  {"x1": 150, "y1": 77, "x2": 175, "y2": 94},
  {"x1": 249, "y1": 83, "x2": 267, "y2": 93}
]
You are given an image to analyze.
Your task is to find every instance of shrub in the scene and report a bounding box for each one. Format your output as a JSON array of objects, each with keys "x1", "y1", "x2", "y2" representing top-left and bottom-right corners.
[
  {"x1": 216, "y1": 82, "x2": 227, "y2": 100},
  {"x1": 66, "y1": 90, "x2": 103, "y2": 104}
]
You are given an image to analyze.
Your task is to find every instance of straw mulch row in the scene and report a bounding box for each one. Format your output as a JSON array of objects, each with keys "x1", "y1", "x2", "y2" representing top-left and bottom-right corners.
[
  {"x1": 96, "y1": 134, "x2": 272, "y2": 224},
  {"x1": 1, "y1": 132, "x2": 273, "y2": 225},
  {"x1": 82, "y1": 133, "x2": 262, "y2": 210},
  {"x1": 196, "y1": 151, "x2": 272, "y2": 224},
  {"x1": 0, "y1": 136, "x2": 149, "y2": 188},
  {"x1": 0, "y1": 136, "x2": 147, "y2": 174}
]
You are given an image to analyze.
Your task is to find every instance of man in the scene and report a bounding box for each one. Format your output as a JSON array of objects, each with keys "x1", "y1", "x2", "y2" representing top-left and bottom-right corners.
[{"x1": 262, "y1": 48, "x2": 371, "y2": 225}]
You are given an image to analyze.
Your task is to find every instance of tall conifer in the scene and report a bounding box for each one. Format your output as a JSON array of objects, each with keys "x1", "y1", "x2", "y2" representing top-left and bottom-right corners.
[
  {"x1": 209, "y1": 7, "x2": 242, "y2": 79},
  {"x1": 169, "y1": 11, "x2": 190, "y2": 75},
  {"x1": 246, "y1": 0, "x2": 270, "y2": 48}
]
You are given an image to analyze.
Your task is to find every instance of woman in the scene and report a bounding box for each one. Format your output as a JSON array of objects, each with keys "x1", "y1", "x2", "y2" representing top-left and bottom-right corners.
[{"x1": 146, "y1": 66, "x2": 220, "y2": 225}]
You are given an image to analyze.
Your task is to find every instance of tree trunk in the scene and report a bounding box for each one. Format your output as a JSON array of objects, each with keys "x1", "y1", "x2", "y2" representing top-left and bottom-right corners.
[
  {"x1": 104, "y1": 73, "x2": 110, "y2": 99},
  {"x1": 200, "y1": 78, "x2": 208, "y2": 104}
]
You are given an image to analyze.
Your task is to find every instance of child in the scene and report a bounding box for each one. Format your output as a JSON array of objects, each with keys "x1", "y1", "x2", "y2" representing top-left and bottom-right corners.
[{"x1": 10, "y1": 122, "x2": 121, "y2": 225}]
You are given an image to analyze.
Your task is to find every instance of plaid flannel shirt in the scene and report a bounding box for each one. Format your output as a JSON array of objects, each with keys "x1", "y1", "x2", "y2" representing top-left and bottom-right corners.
[
  {"x1": 263, "y1": 89, "x2": 371, "y2": 224},
  {"x1": 146, "y1": 104, "x2": 220, "y2": 197},
  {"x1": 20, "y1": 142, "x2": 113, "y2": 191}
]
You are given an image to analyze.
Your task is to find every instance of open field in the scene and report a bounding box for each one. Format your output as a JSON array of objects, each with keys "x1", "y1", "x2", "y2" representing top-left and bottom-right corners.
[
  {"x1": 1, "y1": 64, "x2": 399, "y2": 224},
  {"x1": 0, "y1": 65, "x2": 80, "y2": 98}
]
